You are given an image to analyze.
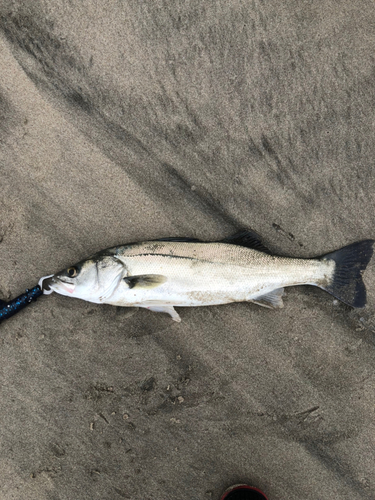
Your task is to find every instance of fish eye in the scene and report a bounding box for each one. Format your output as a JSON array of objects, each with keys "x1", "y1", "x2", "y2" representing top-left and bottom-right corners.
[{"x1": 66, "y1": 266, "x2": 79, "y2": 278}]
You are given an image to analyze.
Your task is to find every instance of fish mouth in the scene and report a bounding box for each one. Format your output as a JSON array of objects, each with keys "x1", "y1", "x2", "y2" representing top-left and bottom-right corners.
[{"x1": 49, "y1": 276, "x2": 76, "y2": 294}]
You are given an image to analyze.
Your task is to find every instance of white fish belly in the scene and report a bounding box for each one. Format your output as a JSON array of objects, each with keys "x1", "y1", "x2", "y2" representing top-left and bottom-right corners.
[{"x1": 108, "y1": 250, "x2": 334, "y2": 308}]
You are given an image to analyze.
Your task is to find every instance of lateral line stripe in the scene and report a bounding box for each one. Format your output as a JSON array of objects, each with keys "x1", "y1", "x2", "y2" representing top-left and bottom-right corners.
[{"x1": 128, "y1": 253, "x2": 197, "y2": 261}]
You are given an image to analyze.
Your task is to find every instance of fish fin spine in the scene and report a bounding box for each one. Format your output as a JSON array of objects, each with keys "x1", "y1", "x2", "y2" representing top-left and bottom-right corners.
[
  {"x1": 156, "y1": 237, "x2": 202, "y2": 243},
  {"x1": 221, "y1": 230, "x2": 273, "y2": 254}
]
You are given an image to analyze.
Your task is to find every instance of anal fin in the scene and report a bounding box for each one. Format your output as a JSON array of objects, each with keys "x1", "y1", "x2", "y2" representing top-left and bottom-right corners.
[{"x1": 250, "y1": 288, "x2": 284, "y2": 309}]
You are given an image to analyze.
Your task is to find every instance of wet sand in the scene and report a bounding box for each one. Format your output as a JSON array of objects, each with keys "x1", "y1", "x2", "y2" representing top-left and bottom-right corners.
[{"x1": 0, "y1": 2, "x2": 375, "y2": 499}]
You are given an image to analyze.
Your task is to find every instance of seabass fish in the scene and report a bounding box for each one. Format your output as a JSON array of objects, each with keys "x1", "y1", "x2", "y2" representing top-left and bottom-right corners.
[{"x1": 48, "y1": 231, "x2": 374, "y2": 322}]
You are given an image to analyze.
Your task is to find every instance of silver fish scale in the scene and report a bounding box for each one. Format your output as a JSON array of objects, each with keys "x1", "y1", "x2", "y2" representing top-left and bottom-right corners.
[
  {"x1": 48, "y1": 237, "x2": 373, "y2": 320},
  {"x1": 109, "y1": 241, "x2": 331, "y2": 307}
]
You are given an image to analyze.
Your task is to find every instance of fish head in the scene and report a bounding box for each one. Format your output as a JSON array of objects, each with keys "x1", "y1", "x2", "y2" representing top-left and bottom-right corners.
[{"x1": 49, "y1": 254, "x2": 125, "y2": 303}]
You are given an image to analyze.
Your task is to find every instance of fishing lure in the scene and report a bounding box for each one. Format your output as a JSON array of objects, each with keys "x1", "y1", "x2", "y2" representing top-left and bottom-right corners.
[{"x1": 0, "y1": 275, "x2": 53, "y2": 324}]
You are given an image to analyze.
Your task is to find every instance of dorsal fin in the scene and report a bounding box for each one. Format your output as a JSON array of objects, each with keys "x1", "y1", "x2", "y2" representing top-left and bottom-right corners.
[
  {"x1": 156, "y1": 237, "x2": 202, "y2": 243},
  {"x1": 220, "y1": 230, "x2": 272, "y2": 254}
]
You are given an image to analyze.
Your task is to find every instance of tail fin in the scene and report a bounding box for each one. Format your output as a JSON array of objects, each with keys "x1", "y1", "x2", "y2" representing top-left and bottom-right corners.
[{"x1": 321, "y1": 240, "x2": 374, "y2": 307}]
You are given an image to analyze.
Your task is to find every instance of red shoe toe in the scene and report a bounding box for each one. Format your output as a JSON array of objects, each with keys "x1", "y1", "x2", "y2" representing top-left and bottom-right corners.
[{"x1": 220, "y1": 484, "x2": 268, "y2": 500}]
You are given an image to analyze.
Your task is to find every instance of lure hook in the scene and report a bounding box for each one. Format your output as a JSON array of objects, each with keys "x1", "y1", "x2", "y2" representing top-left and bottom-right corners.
[{"x1": 38, "y1": 274, "x2": 54, "y2": 294}]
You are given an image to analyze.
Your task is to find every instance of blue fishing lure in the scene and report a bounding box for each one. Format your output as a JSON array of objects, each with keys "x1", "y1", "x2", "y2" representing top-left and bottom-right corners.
[
  {"x1": 0, "y1": 286, "x2": 43, "y2": 322},
  {"x1": 0, "y1": 275, "x2": 53, "y2": 324}
]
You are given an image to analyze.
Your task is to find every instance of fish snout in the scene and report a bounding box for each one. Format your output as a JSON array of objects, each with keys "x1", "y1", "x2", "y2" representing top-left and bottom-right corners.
[{"x1": 48, "y1": 275, "x2": 76, "y2": 295}]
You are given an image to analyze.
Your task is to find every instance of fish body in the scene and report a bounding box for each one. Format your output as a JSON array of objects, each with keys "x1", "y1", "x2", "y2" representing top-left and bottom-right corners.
[{"x1": 48, "y1": 231, "x2": 374, "y2": 322}]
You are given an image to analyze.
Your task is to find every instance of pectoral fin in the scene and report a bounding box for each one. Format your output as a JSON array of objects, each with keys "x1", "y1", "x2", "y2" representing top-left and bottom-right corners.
[
  {"x1": 124, "y1": 274, "x2": 167, "y2": 289},
  {"x1": 250, "y1": 288, "x2": 284, "y2": 309}
]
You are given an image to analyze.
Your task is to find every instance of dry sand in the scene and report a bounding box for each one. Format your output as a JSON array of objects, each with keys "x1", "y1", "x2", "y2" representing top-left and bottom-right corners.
[{"x1": 0, "y1": 1, "x2": 375, "y2": 499}]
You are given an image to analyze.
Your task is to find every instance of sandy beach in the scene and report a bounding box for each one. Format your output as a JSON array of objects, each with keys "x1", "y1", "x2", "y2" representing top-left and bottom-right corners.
[{"x1": 0, "y1": 1, "x2": 375, "y2": 499}]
